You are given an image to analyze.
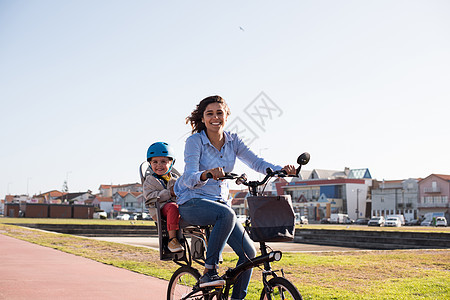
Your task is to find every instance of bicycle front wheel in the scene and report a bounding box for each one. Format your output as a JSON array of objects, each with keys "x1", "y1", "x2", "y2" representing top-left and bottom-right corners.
[
  {"x1": 167, "y1": 266, "x2": 202, "y2": 300},
  {"x1": 260, "y1": 277, "x2": 302, "y2": 300}
]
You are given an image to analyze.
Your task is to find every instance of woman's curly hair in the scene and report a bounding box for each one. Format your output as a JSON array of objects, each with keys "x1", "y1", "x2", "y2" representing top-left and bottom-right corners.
[{"x1": 186, "y1": 95, "x2": 231, "y2": 134}]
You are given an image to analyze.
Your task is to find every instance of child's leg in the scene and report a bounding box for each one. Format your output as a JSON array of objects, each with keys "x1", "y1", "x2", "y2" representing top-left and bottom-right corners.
[{"x1": 161, "y1": 202, "x2": 180, "y2": 239}]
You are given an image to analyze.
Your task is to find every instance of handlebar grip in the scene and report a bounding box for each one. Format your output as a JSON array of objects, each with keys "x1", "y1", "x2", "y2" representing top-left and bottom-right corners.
[
  {"x1": 218, "y1": 172, "x2": 239, "y2": 180},
  {"x1": 206, "y1": 172, "x2": 213, "y2": 179}
]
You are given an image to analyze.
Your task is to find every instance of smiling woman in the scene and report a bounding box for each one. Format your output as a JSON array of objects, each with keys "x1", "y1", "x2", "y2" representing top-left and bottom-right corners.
[{"x1": 173, "y1": 95, "x2": 297, "y2": 299}]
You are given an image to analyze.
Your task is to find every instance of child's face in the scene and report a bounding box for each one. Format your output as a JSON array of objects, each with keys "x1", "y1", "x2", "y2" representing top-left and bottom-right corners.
[{"x1": 150, "y1": 156, "x2": 172, "y2": 175}]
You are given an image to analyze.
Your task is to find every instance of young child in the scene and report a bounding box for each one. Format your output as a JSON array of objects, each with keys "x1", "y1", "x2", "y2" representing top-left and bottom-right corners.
[{"x1": 143, "y1": 142, "x2": 183, "y2": 253}]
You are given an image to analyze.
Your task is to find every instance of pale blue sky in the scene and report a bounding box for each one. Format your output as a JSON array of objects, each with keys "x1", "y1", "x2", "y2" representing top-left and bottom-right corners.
[{"x1": 1, "y1": 0, "x2": 449, "y2": 198}]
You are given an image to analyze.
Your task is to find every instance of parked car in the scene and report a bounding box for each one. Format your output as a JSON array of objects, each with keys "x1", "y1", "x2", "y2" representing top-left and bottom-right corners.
[
  {"x1": 236, "y1": 214, "x2": 247, "y2": 224},
  {"x1": 93, "y1": 212, "x2": 107, "y2": 219},
  {"x1": 320, "y1": 217, "x2": 331, "y2": 224},
  {"x1": 435, "y1": 217, "x2": 447, "y2": 227},
  {"x1": 355, "y1": 218, "x2": 370, "y2": 225},
  {"x1": 368, "y1": 216, "x2": 385, "y2": 226},
  {"x1": 345, "y1": 218, "x2": 355, "y2": 224},
  {"x1": 299, "y1": 216, "x2": 309, "y2": 225},
  {"x1": 405, "y1": 219, "x2": 421, "y2": 226},
  {"x1": 330, "y1": 213, "x2": 351, "y2": 224},
  {"x1": 135, "y1": 213, "x2": 149, "y2": 220},
  {"x1": 387, "y1": 214, "x2": 405, "y2": 226},
  {"x1": 116, "y1": 214, "x2": 130, "y2": 220},
  {"x1": 421, "y1": 219, "x2": 432, "y2": 226},
  {"x1": 295, "y1": 213, "x2": 308, "y2": 225},
  {"x1": 385, "y1": 217, "x2": 402, "y2": 227}
]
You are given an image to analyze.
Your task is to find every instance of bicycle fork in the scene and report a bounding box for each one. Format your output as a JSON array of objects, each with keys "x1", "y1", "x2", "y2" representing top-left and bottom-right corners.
[{"x1": 260, "y1": 242, "x2": 284, "y2": 298}]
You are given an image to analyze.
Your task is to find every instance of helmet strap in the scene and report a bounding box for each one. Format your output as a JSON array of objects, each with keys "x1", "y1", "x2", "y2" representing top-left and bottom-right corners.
[{"x1": 163, "y1": 159, "x2": 175, "y2": 175}]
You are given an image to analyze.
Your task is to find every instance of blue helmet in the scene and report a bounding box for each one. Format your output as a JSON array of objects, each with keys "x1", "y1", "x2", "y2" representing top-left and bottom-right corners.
[{"x1": 146, "y1": 142, "x2": 175, "y2": 162}]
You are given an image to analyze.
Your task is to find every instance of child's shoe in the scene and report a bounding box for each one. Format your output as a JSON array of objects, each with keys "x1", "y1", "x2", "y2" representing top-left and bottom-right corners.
[{"x1": 168, "y1": 238, "x2": 184, "y2": 252}]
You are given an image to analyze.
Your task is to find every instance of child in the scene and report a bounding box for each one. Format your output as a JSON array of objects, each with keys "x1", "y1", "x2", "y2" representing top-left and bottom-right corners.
[{"x1": 143, "y1": 142, "x2": 183, "y2": 253}]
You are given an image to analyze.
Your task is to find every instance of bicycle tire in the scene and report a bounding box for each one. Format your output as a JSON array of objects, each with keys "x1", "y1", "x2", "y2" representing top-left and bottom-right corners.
[
  {"x1": 167, "y1": 266, "x2": 202, "y2": 300},
  {"x1": 260, "y1": 277, "x2": 302, "y2": 300}
]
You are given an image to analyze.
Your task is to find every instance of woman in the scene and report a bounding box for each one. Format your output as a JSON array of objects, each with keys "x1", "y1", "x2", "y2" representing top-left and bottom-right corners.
[{"x1": 174, "y1": 95, "x2": 295, "y2": 300}]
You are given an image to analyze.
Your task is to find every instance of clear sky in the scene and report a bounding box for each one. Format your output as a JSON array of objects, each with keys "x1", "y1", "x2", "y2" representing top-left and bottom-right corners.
[{"x1": 1, "y1": 0, "x2": 449, "y2": 198}]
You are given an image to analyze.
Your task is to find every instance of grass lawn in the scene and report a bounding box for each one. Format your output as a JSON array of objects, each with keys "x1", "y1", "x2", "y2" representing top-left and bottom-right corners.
[
  {"x1": 1, "y1": 217, "x2": 449, "y2": 233},
  {"x1": 1, "y1": 222, "x2": 449, "y2": 299}
]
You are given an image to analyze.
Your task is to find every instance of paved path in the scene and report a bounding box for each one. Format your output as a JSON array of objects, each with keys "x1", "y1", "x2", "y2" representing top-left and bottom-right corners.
[
  {"x1": 0, "y1": 234, "x2": 167, "y2": 300},
  {"x1": 90, "y1": 236, "x2": 364, "y2": 252}
]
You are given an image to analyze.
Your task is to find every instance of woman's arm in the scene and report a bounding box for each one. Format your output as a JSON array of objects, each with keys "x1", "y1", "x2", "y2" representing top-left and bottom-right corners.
[{"x1": 234, "y1": 134, "x2": 282, "y2": 173}]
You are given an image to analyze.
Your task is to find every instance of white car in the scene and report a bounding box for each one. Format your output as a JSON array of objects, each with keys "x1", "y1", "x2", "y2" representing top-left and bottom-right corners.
[
  {"x1": 236, "y1": 215, "x2": 247, "y2": 223},
  {"x1": 368, "y1": 216, "x2": 385, "y2": 226},
  {"x1": 93, "y1": 212, "x2": 107, "y2": 219},
  {"x1": 116, "y1": 214, "x2": 130, "y2": 220},
  {"x1": 385, "y1": 217, "x2": 401, "y2": 227},
  {"x1": 435, "y1": 217, "x2": 447, "y2": 227},
  {"x1": 299, "y1": 216, "x2": 309, "y2": 225}
]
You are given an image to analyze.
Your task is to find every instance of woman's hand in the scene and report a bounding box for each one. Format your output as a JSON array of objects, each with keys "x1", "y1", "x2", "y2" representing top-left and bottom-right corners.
[
  {"x1": 282, "y1": 165, "x2": 297, "y2": 176},
  {"x1": 201, "y1": 167, "x2": 225, "y2": 181}
]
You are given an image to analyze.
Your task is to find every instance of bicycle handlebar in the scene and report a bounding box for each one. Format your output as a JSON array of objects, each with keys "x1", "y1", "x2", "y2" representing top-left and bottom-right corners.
[{"x1": 205, "y1": 152, "x2": 310, "y2": 195}]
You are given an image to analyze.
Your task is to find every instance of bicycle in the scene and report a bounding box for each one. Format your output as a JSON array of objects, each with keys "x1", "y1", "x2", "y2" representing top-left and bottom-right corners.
[{"x1": 166, "y1": 152, "x2": 310, "y2": 300}]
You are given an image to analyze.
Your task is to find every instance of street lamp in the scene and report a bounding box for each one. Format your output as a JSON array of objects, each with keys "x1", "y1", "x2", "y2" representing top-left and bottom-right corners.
[
  {"x1": 27, "y1": 177, "x2": 32, "y2": 196},
  {"x1": 352, "y1": 188, "x2": 361, "y2": 219},
  {"x1": 356, "y1": 189, "x2": 360, "y2": 218},
  {"x1": 7, "y1": 182, "x2": 12, "y2": 195}
]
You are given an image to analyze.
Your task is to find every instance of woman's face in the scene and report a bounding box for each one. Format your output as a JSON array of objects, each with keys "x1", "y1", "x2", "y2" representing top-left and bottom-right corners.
[{"x1": 202, "y1": 102, "x2": 228, "y2": 134}]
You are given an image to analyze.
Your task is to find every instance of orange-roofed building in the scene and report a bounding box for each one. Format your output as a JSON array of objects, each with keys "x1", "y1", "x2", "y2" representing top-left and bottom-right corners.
[
  {"x1": 112, "y1": 191, "x2": 144, "y2": 214},
  {"x1": 99, "y1": 183, "x2": 142, "y2": 197},
  {"x1": 92, "y1": 196, "x2": 114, "y2": 215}
]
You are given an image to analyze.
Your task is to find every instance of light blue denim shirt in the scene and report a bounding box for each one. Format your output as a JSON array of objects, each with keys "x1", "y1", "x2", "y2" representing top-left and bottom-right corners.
[{"x1": 174, "y1": 130, "x2": 282, "y2": 205}]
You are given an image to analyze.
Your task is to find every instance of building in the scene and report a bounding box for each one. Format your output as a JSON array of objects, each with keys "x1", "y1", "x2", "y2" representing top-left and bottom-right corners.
[
  {"x1": 92, "y1": 196, "x2": 114, "y2": 216},
  {"x1": 112, "y1": 191, "x2": 144, "y2": 215},
  {"x1": 99, "y1": 183, "x2": 142, "y2": 197},
  {"x1": 34, "y1": 191, "x2": 64, "y2": 204},
  {"x1": 58, "y1": 191, "x2": 95, "y2": 204},
  {"x1": 371, "y1": 178, "x2": 419, "y2": 221},
  {"x1": 418, "y1": 174, "x2": 450, "y2": 220},
  {"x1": 231, "y1": 191, "x2": 249, "y2": 215},
  {"x1": 281, "y1": 168, "x2": 372, "y2": 221}
]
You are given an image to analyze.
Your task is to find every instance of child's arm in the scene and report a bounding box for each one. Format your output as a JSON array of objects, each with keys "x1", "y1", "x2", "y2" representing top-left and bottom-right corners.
[{"x1": 143, "y1": 177, "x2": 171, "y2": 206}]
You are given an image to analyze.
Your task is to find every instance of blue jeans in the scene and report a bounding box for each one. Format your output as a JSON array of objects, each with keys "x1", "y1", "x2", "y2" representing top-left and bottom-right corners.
[{"x1": 179, "y1": 198, "x2": 257, "y2": 300}]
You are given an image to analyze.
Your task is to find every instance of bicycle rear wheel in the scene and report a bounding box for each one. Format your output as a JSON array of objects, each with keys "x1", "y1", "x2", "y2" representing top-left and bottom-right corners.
[
  {"x1": 260, "y1": 277, "x2": 302, "y2": 300},
  {"x1": 167, "y1": 266, "x2": 202, "y2": 300}
]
